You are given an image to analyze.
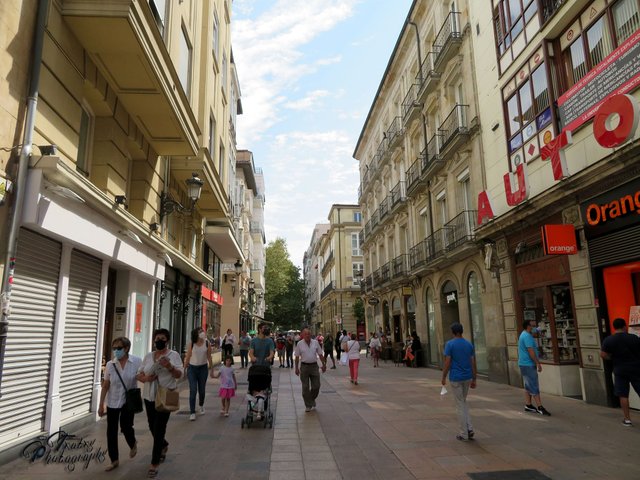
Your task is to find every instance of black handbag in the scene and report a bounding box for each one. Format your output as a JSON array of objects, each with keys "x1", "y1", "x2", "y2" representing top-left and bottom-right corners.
[{"x1": 113, "y1": 363, "x2": 144, "y2": 414}]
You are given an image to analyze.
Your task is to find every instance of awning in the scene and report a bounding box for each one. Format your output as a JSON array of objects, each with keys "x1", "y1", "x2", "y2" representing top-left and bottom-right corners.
[{"x1": 204, "y1": 224, "x2": 243, "y2": 263}]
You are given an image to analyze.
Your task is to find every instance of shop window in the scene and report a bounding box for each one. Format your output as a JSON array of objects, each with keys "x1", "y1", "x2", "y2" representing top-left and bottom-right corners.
[
  {"x1": 468, "y1": 272, "x2": 488, "y2": 374},
  {"x1": 520, "y1": 284, "x2": 579, "y2": 364},
  {"x1": 613, "y1": 0, "x2": 640, "y2": 44},
  {"x1": 426, "y1": 288, "x2": 438, "y2": 366}
]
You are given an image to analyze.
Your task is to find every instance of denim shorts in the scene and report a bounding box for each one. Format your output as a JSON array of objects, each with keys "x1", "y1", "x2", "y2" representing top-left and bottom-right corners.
[{"x1": 520, "y1": 365, "x2": 540, "y2": 395}]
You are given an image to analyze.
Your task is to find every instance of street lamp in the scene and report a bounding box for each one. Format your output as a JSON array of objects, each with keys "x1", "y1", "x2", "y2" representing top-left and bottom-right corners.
[{"x1": 160, "y1": 173, "x2": 204, "y2": 219}]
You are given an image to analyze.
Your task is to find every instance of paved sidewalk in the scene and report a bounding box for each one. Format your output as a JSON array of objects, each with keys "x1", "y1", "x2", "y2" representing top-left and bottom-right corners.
[{"x1": 2, "y1": 357, "x2": 639, "y2": 479}]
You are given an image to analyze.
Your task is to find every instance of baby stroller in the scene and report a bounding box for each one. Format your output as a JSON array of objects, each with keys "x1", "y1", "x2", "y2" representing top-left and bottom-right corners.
[{"x1": 241, "y1": 365, "x2": 274, "y2": 429}]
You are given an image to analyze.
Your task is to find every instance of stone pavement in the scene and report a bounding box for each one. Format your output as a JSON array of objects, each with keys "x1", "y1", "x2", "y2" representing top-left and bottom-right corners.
[{"x1": 2, "y1": 356, "x2": 640, "y2": 479}]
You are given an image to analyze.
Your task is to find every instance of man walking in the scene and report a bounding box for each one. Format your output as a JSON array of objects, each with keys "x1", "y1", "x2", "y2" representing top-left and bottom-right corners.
[
  {"x1": 600, "y1": 317, "x2": 640, "y2": 426},
  {"x1": 518, "y1": 320, "x2": 551, "y2": 416},
  {"x1": 249, "y1": 323, "x2": 275, "y2": 366},
  {"x1": 294, "y1": 328, "x2": 327, "y2": 412},
  {"x1": 441, "y1": 323, "x2": 477, "y2": 441}
]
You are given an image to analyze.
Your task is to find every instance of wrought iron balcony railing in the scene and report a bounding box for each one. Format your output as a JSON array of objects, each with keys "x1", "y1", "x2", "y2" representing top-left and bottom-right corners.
[
  {"x1": 320, "y1": 281, "x2": 335, "y2": 299},
  {"x1": 433, "y1": 11, "x2": 462, "y2": 67},
  {"x1": 380, "y1": 262, "x2": 391, "y2": 284},
  {"x1": 401, "y1": 83, "x2": 421, "y2": 122},
  {"x1": 386, "y1": 116, "x2": 404, "y2": 149},
  {"x1": 439, "y1": 104, "x2": 469, "y2": 149},
  {"x1": 371, "y1": 210, "x2": 380, "y2": 229},
  {"x1": 392, "y1": 254, "x2": 408, "y2": 279},
  {"x1": 390, "y1": 181, "x2": 406, "y2": 207},
  {"x1": 541, "y1": 0, "x2": 566, "y2": 23},
  {"x1": 406, "y1": 158, "x2": 421, "y2": 190},
  {"x1": 358, "y1": 229, "x2": 364, "y2": 246},
  {"x1": 443, "y1": 210, "x2": 477, "y2": 250},
  {"x1": 379, "y1": 196, "x2": 389, "y2": 221}
]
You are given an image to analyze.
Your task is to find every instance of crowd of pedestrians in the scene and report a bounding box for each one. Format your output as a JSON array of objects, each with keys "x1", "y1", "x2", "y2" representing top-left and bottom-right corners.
[{"x1": 95, "y1": 317, "x2": 639, "y2": 477}]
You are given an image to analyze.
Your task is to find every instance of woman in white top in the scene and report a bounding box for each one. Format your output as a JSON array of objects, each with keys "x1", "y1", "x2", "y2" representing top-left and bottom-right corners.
[
  {"x1": 136, "y1": 328, "x2": 183, "y2": 479},
  {"x1": 222, "y1": 329, "x2": 236, "y2": 365},
  {"x1": 369, "y1": 333, "x2": 382, "y2": 368},
  {"x1": 184, "y1": 327, "x2": 214, "y2": 421},
  {"x1": 344, "y1": 333, "x2": 362, "y2": 385},
  {"x1": 98, "y1": 337, "x2": 142, "y2": 472}
]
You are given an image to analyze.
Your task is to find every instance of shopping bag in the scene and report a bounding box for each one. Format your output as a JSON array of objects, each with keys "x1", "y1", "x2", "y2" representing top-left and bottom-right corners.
[{"x1": 155, "y1": 384, "x2": 180, "y2": 412}]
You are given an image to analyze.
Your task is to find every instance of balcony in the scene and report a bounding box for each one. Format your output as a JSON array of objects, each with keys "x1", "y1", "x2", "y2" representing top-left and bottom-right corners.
[
  {"x1": 406, "y1": 157, "x2": 421, "y2": 195},
  {"x1": 372, "y1": 269, "x2": 382, "y2": 287},
  {"x1": 390, "y1": 181, "x2": 406, "y2": 210},
  {"x1": 358, "y1": 229, "x2": 364, "y2": 247},
  {"x1": 416, "y1": 52, "x2": 441, "y2": 104},
  {"x1": 364, "y1": 275, "x2": 373, "y2": 293},
  {"x1": 379, "y1": 197, "x2": 390, "y2": 221},
  {"x1": 378, "y1": 135, "x2": 390, "y2": 162},
  {"x1": 443, "y1": 210, "x2": 477, "y2": 254},
  {"x1": 380, "y1": 262, "x2": 391, "y2": 284},
  {"x1": 62, "y1": 0, "x2": 199, "y2": 156},
  {"x1": 320, "y1": 281, "x2": 335, "y2": 299},
  {"x1": 439, "y1": 104, "x2": 470, "y2": 155},
  {"x1": 433, "y1": 11, "x2": 463, "y2": 69},
  {"x1": 422, "y1": 136, "x2": 445, "y2": 182},
  {"x1": 402, "y1": 83, "x2": 422, "y2": 125},
  {"x1": 541, "y1": 0, "x2": 569, "y2": 24},
  {"x1": 392, "y1": 254, "x2": 408, "y2": 279},
  {"x1": 371, "y1": 210, "x2": 380, "y2": 230},
  {"x1": 386, "y1": 116, "x2": 404, "y2": 150}
]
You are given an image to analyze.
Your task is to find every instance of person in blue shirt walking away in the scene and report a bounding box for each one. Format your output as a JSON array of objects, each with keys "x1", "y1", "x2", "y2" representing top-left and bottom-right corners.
[
  {"x1": 518, "y1": 320, "x2": 551, "y2": 416},
  {"x1": 441, "y1": 323, "x2": 477, "y2": 441}
]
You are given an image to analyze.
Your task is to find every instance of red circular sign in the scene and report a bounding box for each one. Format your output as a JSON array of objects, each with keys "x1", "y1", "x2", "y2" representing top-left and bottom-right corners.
[{"x1": 593, "y1": 94, "x2": 640, "y2": 148}]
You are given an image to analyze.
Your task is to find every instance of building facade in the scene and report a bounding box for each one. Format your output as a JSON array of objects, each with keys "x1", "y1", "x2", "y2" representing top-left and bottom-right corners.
[
  {"x1": 355, "y1": 0, "x2": 506, "y2": 380},
  {"x1": 470, "y1": 0, "x2": 640, "y2": 406},
  {"x1": 304, "y1": 223, "x2": 330, "y2": 331},
  {"x1": 313, "y1": 205, "x2": 363, "y2": 338},
  {"x1": 0, "y1": 0, "x2": 244, "y2": 457}
]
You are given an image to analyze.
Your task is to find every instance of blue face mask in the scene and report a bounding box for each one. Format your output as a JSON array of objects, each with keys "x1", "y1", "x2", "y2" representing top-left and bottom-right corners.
[{"x1": 113, "y1": 348, "x2": 125, "y2": 360}]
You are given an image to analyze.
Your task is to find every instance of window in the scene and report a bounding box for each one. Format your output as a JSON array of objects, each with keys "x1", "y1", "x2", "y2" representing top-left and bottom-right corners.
[
  {"x1": 436, "y1": 191, "x2": 447, "y2": 226},
  {"x1": 149, "y1": 0, "x2": 166, "y2": 35},
  {"x1": 212, "y1": 10, "x2": 220, "y2": 61},
  {"x1": 458, "y1": 173, "x2": 471, "y2": 211},
  {"x1": 560, "y1": 1, "x2": 638, "y2": 90},
  {"x1": 352, "y1": 263, "x2": 364, "y2": 286},
  {"x1": 420, "y1": 207, "x2": 431, "y2": 237},
  {"x1": 613, "y1": 0, "x2": 640, "y2": 44},
  {"x1": 503, "y1": 61, "x2": 552, "y2": 154},
  {"x1": 354, "y1": 211, "x2": 362, "y2": 223},
  {"x1": 218, "y1": 144, "x2": 225, "y2": 177},
  {"x1": 77, "y1": 105, "x2": 94, "y2": 176},
  {"x1": 468, "y1": 272, "x2": 488, "y2": 374},
  {"x1": 352, "y1": 233, "x2": 362, "y2": 256},
  {"x1": 222, "y1": 53, "x2": 228, "y2": 95},
  {"x1": 493, "y1": 0, "x2": 537, "y2": 56},
  {"x1": 178, "y1": 27, "x2": 192, "y2": 96},
  {"x1": 208, "y1": 114, "x2": 216, "y2": 157}
]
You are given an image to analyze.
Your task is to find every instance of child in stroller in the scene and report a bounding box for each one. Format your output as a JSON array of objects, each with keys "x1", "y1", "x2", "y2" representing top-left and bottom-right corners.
[{"x1": 242, "y1": 365, "x2": 273, "y2": 428}]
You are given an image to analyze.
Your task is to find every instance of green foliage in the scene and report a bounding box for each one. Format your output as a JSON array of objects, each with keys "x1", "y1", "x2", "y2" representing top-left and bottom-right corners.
[
  {"x1": 264, "y1": 238, "x2": 305, "y2": 331},
  {"x1": 353, "y1": 297, "x2": 365, "y2": 325}
]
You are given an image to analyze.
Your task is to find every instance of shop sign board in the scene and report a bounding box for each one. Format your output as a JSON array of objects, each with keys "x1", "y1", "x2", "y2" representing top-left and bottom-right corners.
[
  {"x1": 201, "y1": 285, "x2": 223, "y2": 306},
  {"x1": 367, "y1": 297, "x2": 379, "y2": 306},
  {"x1": 541, "y1": 224, "x2": 577, "y2": 255},
  {"x1": 580, "y1": 177, "x2": 640, "y2": 238}
]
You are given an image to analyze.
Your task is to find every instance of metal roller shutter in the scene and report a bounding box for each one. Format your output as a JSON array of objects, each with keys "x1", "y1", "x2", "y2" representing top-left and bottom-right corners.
[
  {"x1": 59, "y1": 250, "x2": 102, "y2": 422},
  {"x1": 0, "y1": 229, "x2": 60, "y2": 447},
  {"x1": 588, "y1": 224, "x2": 640, "y2": 268}
]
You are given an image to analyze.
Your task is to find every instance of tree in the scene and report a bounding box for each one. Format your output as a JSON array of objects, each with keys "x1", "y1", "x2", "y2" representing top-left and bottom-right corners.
[{"x1": 264, "y1": 238, "x2": 305, "y2": 331}]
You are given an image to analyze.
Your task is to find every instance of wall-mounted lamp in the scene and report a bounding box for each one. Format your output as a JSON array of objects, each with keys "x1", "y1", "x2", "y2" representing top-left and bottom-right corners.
[
  {"x1": 514, "y1": 240, "x2": 527, "y2": 255},
  {"x1": 230, "y1": 275, "x2": 237, "y2": 297},
  {"x1": 150, "y1": 222, "x2": 160, "y2": 232},
  {"x1": 37, "y1": 144, "x2": 58, "y2": 155},
  {"x1": 115, "y1": 195, "x2": 127, "y2": 206},
  {"x1": 160, "y1": 173, "x2": 204, "y2": 219}
]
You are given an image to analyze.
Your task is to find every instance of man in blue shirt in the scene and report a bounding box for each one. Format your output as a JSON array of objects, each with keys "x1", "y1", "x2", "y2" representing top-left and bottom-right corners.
[
  {"x1": 518, "y1": 320, "x2": 550, "y2": 416},
  {"x1": 441, "y1": 323, "x2": 477, "y2": 441}
]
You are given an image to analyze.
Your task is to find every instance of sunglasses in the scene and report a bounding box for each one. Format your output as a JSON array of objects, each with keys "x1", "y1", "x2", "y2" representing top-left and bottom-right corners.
[{"x1": 113, "y1": 347, "x2": 124, "y2": 351}]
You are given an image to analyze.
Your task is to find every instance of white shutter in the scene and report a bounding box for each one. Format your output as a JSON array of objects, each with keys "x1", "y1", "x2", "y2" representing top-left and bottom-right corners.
[
  {"x1": 0, "y1": 229, "x2": 60, "y2": 447},
  {"x1": 59, "y1": 250, "x2": 102, "y2": 422}
]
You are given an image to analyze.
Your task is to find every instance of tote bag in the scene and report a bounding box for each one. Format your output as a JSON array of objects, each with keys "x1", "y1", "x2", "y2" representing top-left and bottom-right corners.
[{"x1": 155, "y1": 383, "x2": 180, "y2": 412}]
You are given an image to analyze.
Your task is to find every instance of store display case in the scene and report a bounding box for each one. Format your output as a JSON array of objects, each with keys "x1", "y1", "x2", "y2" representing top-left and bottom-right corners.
[{"x1": 521, "y1": 283, "x2": 579, "y2": 364}]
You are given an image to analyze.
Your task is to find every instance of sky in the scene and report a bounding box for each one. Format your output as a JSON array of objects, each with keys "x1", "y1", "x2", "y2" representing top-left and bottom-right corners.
[{"x1": 232, "y1": 0, "x2": 413, "y2": 268}]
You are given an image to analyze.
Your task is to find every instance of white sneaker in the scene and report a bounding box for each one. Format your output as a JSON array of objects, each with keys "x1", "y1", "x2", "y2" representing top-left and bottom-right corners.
[
  {"x1": 199, "y1": 406, "x2": 205, "y2": 415},
  {"x1": 189, "y1": 413, "x2": 196, "y2": 421}
]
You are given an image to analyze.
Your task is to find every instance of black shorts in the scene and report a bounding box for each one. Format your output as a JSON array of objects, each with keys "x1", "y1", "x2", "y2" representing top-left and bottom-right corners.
[{"x1": 613, "y1": 370, "x2": 640, "y2": 397}]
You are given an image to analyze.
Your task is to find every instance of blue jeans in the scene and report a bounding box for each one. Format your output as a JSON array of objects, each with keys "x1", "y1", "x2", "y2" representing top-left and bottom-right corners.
[
  {"x1": 240, "y1": 350, "x2": 249, "y2": 368},
  {"x1": 188, "y1": 364, "x2": 208, "y2": 413}
]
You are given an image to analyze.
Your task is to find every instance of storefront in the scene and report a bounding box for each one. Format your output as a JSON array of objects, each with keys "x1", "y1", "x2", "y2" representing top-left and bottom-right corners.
[
  {"x1": 201, "y1": 285, "x2": 223, "y2": 337},
  {"x1": 582, "y1": 176, "x2": 640, "y2": 408},
  {"x1": 510, "y1": 217, "x2": 582, "y2": 398}
]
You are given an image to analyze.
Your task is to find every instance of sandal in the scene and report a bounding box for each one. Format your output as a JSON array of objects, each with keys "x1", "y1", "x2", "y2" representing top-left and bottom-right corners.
[
  {"x1": 147, "y1": 467, "x2": 158, "y2": 478},
  {"x1": 159, "y1": 445, "x2": 168, "y2": 463}
]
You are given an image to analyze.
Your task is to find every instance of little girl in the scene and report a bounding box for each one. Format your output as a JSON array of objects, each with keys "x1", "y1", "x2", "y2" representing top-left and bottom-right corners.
[{"x1": 214, "y1": 356, "x2": 237, "y2": 417}]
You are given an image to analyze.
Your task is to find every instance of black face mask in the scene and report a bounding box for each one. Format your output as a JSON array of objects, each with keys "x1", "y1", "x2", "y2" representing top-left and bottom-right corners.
[{"x1": 155, "y1": 339, "x2": 167, "y2": 350}]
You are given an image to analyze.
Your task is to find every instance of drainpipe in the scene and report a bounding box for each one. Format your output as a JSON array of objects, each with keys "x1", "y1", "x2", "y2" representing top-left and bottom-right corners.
[
  {"x1": 0, "y1": 0, "x2": 49, "y2": 395},
  {"x1": 408, "y1": 21, "x2": 423, "y2": 84},
  {"x1": 337, "y1": 208, "x2": 342, "y2": 327}
]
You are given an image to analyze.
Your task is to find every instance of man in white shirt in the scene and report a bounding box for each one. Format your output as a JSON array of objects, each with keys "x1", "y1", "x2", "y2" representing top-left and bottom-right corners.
[{"x1": 294, "y1": 328, "x2": 326, "y2": 412}]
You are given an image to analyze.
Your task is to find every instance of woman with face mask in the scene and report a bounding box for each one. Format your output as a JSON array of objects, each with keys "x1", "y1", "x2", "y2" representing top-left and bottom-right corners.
[
  {"x1": 136, "y1": 328, "x2": 183, "y2": 478},
  {"x1": 183, "y1": 327, "x2": 214, "y2": 421},
  {"x1": 98, "y1": 337, "x2": 142, "y2": 472}
]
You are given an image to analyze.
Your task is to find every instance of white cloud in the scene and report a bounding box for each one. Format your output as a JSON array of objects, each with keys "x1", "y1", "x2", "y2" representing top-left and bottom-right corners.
[
  {"x1": 233, "y1": 0, "x2": 358, "y2": 145},
  {"x1": 316, "y1": 55, "x2": 342, "y2": 66},
  {"x1": 284, "y1": 90, "x2": 330, "y2": 111}
]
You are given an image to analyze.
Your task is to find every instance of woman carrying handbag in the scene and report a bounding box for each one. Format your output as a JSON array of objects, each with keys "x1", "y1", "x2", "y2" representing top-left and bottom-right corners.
[
  {"x1": 137, "y1": 328, "x2": 183, "y2": 478},
  {"x1": 98, "y1": 337, "x2": 142, "y2": 472}
]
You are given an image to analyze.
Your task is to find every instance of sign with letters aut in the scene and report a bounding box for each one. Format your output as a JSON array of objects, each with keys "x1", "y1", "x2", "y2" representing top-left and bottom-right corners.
[{"x1": 541, "y1": 224, "x2": 577, "y2": 255}]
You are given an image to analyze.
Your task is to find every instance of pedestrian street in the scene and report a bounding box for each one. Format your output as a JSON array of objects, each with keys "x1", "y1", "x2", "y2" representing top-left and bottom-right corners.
[{"x1": 3, "y1": 357, "x2": 639, "y2": 480}]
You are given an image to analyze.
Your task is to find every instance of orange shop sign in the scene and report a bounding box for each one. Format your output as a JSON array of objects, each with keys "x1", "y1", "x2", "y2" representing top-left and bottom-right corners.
[
  {"x1": 541, "y1": 224, "x2": 577, "y2": 255},
  {"x1": 201, "y1": 285, "x2": 223, "y2": 306}
]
